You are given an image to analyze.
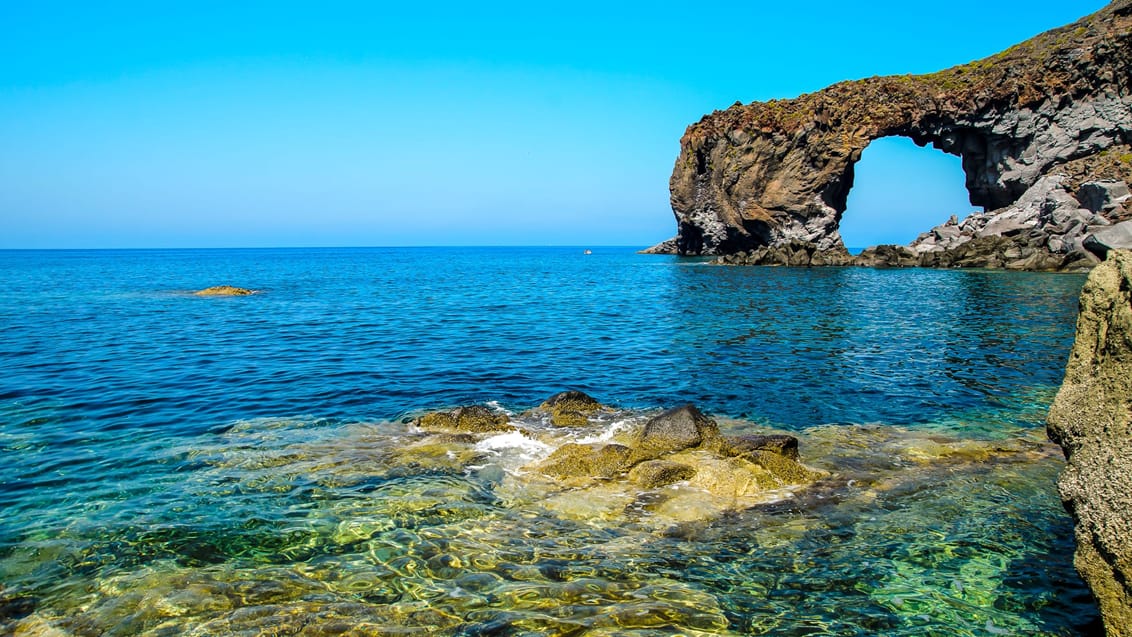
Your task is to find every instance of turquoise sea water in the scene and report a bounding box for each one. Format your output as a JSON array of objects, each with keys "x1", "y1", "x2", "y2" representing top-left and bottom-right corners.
[{"x1": 0, "y1": 247, "x2": 1100, "y2": 635}]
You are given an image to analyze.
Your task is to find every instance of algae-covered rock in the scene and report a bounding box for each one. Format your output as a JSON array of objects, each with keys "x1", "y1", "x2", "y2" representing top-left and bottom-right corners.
[
  {"x1": 537, "y1": 443, "x2": 634, "y2": 481},
  {"x1": 537, "y1": 390, "x2": 605, "y2": 427},
  {"x1": 634, "y1": 405, "x2": 720, "y2": 460},
  {"x1": 717, "y1": 434, "x2": 800, "y2": 460},
  {"x1": 414, "y1": 405, "x2": 514, "y2": 434},
  {"x1": 1047, "y1": 249, "x2": 1132, "y2": 636},
  {"x1": 628, "y1": 460, "x2": 696, "y2": 488},
  {"x1": 743, "y1": 450, "x2": 825, "y2": 485},
  {"x1": 194, "y1": 285, "x2": 256, "y2": 296}
]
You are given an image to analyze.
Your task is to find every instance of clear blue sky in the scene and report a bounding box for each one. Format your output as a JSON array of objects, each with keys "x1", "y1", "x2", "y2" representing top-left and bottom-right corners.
[{"x1": 0, "y1": 1, "x2": 1109, "y2": 249}]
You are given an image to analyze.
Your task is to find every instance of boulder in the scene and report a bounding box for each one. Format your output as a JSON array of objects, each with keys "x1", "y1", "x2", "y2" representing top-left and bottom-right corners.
[
  {"x1": 1077, "y1": 180, "x2": 1131, "y2": 214},
  {"x1": 538, "y1": 443, "x2": 634, "y2": 481},
  {"x1": 414, "y1": 405, "x2": 514, "y2": 434},
  {"x1": 1084, "y1": 220, "x2": 1132, "y2": 260},
  {"x1": 628, "y1": 460, "x2": 697, "y2": 488},
  {"x1": 634, "y1": 405, "x2": 721, "y2": 460},
  {"x1": 717, "y1": 434, "x2": 800, "y2": 461},
  {"x1": 1047, "y1": 250, "x2": 1132, "y2": 636},
  {"x1": 537, "y1": 390, "x2": 604, "y2": 427}
]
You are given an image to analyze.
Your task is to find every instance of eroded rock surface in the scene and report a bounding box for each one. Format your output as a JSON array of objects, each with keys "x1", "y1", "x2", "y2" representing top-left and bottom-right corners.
[
  {"x1": 657, "y1": 1, "x2": 1132, "y2": 269},
  {"x1": 1048, "y1": 250, "x2": 1132, "y2": 636}
]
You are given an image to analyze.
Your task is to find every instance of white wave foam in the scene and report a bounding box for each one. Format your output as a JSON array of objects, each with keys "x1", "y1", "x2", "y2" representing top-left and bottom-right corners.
[
  {"x1": 575, "y1": 418, "x2": 638, "y2": 445},
  {"x1": 484, "y1": 401, "x2": 514, "y2": 416},
  {"x1": 474, "y1": 431, "x2": 552, "y2": 464}
]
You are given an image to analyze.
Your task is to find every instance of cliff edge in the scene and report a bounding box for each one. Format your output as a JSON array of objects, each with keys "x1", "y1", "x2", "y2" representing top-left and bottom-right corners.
[
  {"x1": 656, "y1": 1, "x2": 1132, "y2": 269},
  {"x1": 1048, "y1": 249, "x2": 1132, "y2": 636}
]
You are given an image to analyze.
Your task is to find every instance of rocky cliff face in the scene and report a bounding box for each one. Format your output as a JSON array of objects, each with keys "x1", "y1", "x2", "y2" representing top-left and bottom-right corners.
[
  {"x1": 1048, "y1": 250, "x2": 1132, "y2": 636},
  {"x1": 657, "y1": 1, "x2": 1132, "y2": 266}
]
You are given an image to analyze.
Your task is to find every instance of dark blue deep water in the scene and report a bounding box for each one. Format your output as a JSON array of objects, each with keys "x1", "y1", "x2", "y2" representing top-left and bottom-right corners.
[{"x1": 0, "y1": 248, "x2": 1100, "y2": 635}]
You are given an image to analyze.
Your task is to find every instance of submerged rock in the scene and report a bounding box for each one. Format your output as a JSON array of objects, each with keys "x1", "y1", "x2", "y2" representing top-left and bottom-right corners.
[
  {"x1": 414, "y1": 405, "x2": 514, "y2": 434},
  {"x1": 194, "y1": 285, "x2": 256, "y2": 296},
  {"x1": 1048, "y1": 250, "x2": 1132, "y2": 636},
  {"x1": 718, "y1": 433, "x2": 800, "y2": 461}
]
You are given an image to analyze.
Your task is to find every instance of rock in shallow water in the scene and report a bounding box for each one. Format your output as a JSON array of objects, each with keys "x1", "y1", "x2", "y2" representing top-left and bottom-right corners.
[
  {"x1": 414, "y1": 405, "x2": 514, "y2": 434},
  {"x1": 1047, "y1": 249, "x2": 1132, "y2": 636},
  {"x1": 535, "y1": 390, "x2": 606, "y2": 427},
  {"x1": 193, "y1": 285, "x2": 256, "y2": 296}
]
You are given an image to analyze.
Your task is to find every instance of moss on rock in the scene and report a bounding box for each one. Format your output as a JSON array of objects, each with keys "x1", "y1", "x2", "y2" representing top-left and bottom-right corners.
[
  {"x1": 414, "y1": 406, "x2": 514, "y2": 434},
  {"x1": 628, "y1": 460, "x2": 697, "y2": 488}
]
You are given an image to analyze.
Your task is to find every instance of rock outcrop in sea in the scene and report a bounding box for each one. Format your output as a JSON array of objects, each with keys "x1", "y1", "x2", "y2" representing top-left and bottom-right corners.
[
  {"x1": 651, "y1": 1, "x2": 1132, "y2": 270},
  {"x1": 193, "y1": 285, "x2": 257, "y2": 296},
  {"x1": 414, "y1": 396, "x2": 826, "y2": 527},
  {"x1": 1048, "y1": 249, "x2": 1132, "y2": 636}
]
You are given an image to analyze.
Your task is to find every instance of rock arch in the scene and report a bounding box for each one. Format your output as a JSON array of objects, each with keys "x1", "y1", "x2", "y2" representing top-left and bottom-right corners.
[{"x1": 659, "y1": 1, "x2": 1132, "y2": 259}]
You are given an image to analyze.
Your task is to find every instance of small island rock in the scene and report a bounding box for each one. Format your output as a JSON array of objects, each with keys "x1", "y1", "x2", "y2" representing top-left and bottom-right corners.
[{"x1": 194, "y1": 285, "x2": 256, "y2": 296}]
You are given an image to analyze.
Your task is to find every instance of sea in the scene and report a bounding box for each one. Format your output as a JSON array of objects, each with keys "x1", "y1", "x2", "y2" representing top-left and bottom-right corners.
[{"x1": 0, "y1": 247, "x2": 1101, "y2": 635}]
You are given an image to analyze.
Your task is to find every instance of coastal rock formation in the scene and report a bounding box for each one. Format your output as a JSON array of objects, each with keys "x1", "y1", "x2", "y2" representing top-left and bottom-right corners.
[
  {"x1": 530, "y1": 404, "x2": 824, "y2": 501},
  {"x1": 1047, "y1": 250, "x2": 1132, "y2": 635},
  {"x1": 414, "y1": 405, "x2": 515, "y2": 434},
  {"x1": 656, "y1": 1, "x2": 1132, "y2": 268},
  {"x1": 531, "y1": 390, "x2": 607, "y2": 427}
]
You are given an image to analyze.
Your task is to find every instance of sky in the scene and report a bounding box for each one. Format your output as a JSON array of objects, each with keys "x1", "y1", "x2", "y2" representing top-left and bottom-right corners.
[{"x1": 0, "y1": 1, "x2": 1111, "y2": 249}]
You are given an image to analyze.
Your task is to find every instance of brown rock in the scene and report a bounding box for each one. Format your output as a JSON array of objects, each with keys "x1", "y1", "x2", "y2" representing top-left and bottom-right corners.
[
  {"x1": 415, "y1": 405, "x2": 514, "y2": 434},
  {"x1": 1047, "y1": 250, "x2": 1132, "y2": 636},
  {"x1": 194, "y1": 285, "x2": 256, "y2": 296},
  {"x1": 628, "y1": 460, "x2": 696, "y2": 488},
  {"x1": 538, "y1": 443, "x2": 634, "y2": 480},
  {"x1": 538, "y1": 390, "x2": 604, "y2": 427},
  {"x1": 717, "y1": 434, "x2": 800, "y2": 461}
]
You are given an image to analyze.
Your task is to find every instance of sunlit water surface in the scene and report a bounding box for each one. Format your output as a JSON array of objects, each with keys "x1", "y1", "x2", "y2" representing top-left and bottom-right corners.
[{"x1": 0, "y1": 248, "x2": 1098, "y2": 635}]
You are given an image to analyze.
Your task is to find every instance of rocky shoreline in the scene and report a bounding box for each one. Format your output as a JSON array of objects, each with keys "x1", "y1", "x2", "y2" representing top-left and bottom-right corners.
[{"x1": 707, "y1": 174, "x2": 1131, "y2": 271}]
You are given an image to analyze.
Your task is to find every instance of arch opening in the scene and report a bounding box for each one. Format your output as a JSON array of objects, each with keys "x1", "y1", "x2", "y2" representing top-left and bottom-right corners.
[{"x1": 839, "y1": 136, "x2": 980, "y2": 254}]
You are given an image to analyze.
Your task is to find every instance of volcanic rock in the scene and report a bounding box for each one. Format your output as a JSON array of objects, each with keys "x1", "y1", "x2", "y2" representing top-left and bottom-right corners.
[
  {"x1": 634, "y1": 405, "x2": 721, "y2": 460},
  {"x1": 655, "y1": 1, "x2": 1132, "y2": 270}
]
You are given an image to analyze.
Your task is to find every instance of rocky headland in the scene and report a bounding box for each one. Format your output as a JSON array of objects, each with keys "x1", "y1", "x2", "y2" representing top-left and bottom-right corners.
[
  {"x1": 1048, "y1": 249, "x2": 1132, "y2": 636},
  {"x1": 650, "y1": 1, "x2": 1132, "y2": 271}
]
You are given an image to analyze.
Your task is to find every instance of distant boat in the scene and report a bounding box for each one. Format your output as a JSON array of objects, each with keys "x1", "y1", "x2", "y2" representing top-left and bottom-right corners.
[{"x1": 583, "y1": 249, "x2": 592, "y2": 255}]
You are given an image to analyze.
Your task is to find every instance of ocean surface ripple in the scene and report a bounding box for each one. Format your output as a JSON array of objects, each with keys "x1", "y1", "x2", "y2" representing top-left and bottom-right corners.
[{"x1": 0, "y1": 247, "x2": 1096, "y2": 635}]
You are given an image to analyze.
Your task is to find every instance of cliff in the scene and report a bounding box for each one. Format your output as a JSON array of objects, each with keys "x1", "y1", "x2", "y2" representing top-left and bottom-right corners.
[
  {"x1": 1048, "y1": 250, "x2": 1132, "y2": 636},
  {"x1": 657, "y1": 1, "x2": 1132, "y2": 268}
]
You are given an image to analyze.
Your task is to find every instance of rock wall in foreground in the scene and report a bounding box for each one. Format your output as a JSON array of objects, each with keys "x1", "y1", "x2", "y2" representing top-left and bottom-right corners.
[
  {"x1": 654, "y1": 1, "x2": 1132, "y2": 269},
  {"x1": 1048, "y1": 249, "x2": 1132, "y2": 636}
]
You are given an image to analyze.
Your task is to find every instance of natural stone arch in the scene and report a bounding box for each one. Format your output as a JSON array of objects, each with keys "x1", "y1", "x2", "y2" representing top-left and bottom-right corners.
[
  {"x1": 661, "y1": 1, "x2": 1132, "y2": 257},
  {"x1": 837, "y1": 136, "x2": 973, "y2": 248}
]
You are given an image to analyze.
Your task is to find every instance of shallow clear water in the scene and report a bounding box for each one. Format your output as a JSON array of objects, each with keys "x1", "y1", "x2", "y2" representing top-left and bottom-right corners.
[{"x1": 0, "y1": 248, "x2": 1098, "y2": 635}]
